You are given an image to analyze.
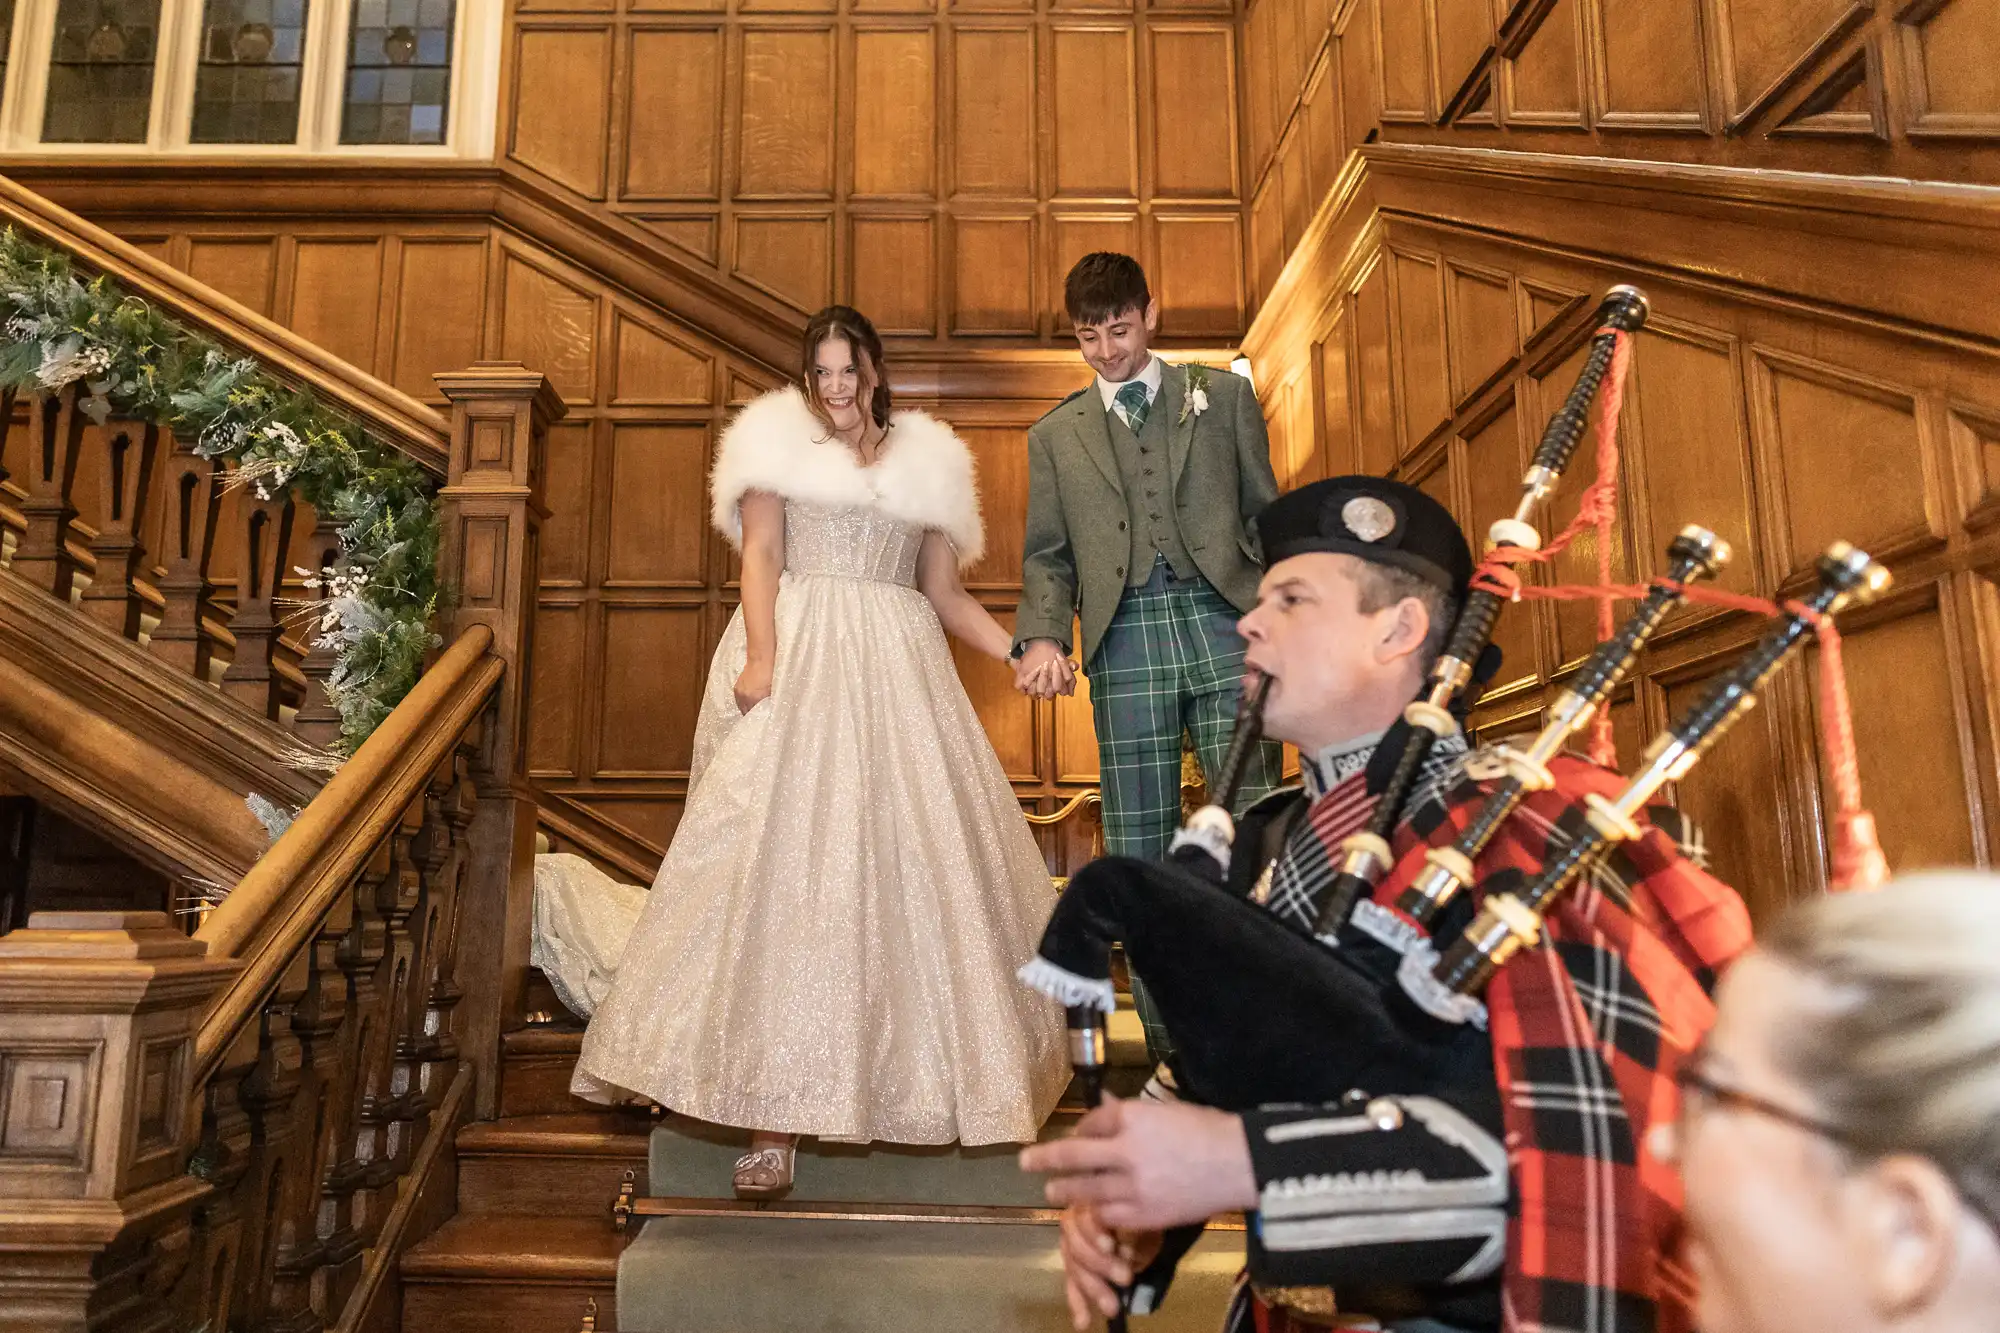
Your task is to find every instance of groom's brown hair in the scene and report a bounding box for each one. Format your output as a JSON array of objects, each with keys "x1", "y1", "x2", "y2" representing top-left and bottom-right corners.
[{"x1": 1064, "y1": 253, "x2": 1150, "y2": 327}]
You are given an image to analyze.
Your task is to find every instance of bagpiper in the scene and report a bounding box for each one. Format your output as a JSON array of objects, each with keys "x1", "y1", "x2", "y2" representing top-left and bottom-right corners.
[{"x1": 1021, "y1": 473, "x2": 1761, "y2": 1333}]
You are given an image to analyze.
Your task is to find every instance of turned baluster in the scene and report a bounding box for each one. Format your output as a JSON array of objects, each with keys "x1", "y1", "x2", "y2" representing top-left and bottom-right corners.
[
  {"x1": 375, "y1": 806, "x2": 435, "y2": 1186},
  {"x1": 219, "y1": 966, "x2": 311, "y2": 1333},
  {"x1": 78, "y1": 418, "x2": 160, "y2": 640},
  {"x1": 348, "y1": 817, "x2": 419, "y2": 1249},
  {"x1": 319, "y1": 844, "x2": 392, "y2": 1307},
  {"x1": 264, "y1": 902, "x2": 354, "y2": 1329},
  {"x1": 12, "y1": 386, "x2": 86, "y2": 597},
  {"x1": 187, "y1": 1059, "x2": 254, "y2": 1333},
  {"x1": 218, "y1": 472, "x2": 296, "y2": 717},
  {"x1": 416, "y1": 760, "x2": 478, "y2": 1102},
  {"x1": 290, "y1": 519, "x2": 346, "y2": 746},
  {"x1": 149, "y1": 435, "x2": 222, "y2": 681}
]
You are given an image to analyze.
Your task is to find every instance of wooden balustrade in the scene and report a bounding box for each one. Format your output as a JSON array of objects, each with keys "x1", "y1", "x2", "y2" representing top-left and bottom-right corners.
[
  {"x1": 0, "y1": 161, "x2": 564, "y2": 1329},
  {"x1": 0, "y1": 626, "x2": 502, "y2": 1332},
  {"x1": 0, "y1": 383, "x2": 319, "y2": 723}
]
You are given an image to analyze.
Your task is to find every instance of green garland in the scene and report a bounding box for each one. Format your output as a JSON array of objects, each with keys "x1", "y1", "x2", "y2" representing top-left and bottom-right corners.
[{"x1": 0, "y1": 227, "x2": 441, "y2": 755}]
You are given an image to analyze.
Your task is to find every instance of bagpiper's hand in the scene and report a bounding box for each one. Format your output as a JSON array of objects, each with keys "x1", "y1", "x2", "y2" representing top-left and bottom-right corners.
[
  {"x1": 1020, "y1": 1094, "x2": 1257, "y2": 1231},
  {"x1": 733, "y1": 659, "x2": 773, "y2": 714},
  {"x1": 1056, "y1": 1206, "x2": 1161, "y2": 1330}
]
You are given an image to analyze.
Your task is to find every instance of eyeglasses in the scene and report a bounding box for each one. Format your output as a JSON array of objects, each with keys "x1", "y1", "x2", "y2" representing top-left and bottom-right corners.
[{"x1": 1673, "y1": 1062, "x2": 1850, "y2": 1144}]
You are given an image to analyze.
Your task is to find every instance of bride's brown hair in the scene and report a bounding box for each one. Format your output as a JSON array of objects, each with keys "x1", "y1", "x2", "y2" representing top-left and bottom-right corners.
[{"x1": 801, "y1": 305, "x2": 892, "y2": 434}]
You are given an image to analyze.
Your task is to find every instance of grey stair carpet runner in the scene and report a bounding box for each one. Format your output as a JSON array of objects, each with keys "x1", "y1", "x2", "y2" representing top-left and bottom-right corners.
[{"x1": 618, "y1": 1011, "x2": 1245, "y2": 1331}]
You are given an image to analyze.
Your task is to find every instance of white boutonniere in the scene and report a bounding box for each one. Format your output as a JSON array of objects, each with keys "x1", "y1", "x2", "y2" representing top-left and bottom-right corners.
[{"x1": 1179, "y1": 364, "x2": 1211, "y2": 425}]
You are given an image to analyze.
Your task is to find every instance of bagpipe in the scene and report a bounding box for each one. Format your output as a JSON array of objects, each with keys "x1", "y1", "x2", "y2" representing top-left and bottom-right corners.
[{"x1": 1020, "y1": 282, "x2": 1894, "y2": 1124}]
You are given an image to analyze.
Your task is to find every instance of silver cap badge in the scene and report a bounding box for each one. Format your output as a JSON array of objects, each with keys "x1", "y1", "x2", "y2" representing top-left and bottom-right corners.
[{"x1": 1342, "y1": 496, "x2": 1396, "y2": 543}]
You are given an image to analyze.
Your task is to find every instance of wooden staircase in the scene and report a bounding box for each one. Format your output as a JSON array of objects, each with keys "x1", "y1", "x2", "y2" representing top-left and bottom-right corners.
[
  {"x1": 0, "y1": 169, "x2": 567, "y2": 1333},
  {"x1": 397, "y1": 988, "x2": 1188, "y2": 1333}
]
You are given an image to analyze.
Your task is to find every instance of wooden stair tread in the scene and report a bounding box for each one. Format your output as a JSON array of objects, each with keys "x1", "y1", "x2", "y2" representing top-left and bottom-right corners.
[
  {"x1": 457, "y1": 1111, "x2": 652, "y2": 1156},
  {"x1": 402, "y1": 1214, "x2": 623, "y2": 1283}
]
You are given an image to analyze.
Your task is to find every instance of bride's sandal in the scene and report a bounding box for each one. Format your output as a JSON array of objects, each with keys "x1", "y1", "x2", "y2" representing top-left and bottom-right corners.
[{"x1": 732, "y1": 1142, "x2": 797, "y2": 1200}]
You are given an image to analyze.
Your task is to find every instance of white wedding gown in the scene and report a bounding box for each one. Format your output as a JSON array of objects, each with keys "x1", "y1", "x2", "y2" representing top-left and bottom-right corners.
[{"x1": 571, "y1": 499, "x2": 1069, "y2": 1145}]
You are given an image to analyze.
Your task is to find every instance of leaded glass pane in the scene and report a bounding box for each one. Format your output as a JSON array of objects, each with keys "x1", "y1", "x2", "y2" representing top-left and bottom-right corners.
[
  {"x1": 339, "y1": 0, "x2": 453, "y2": 146},
  {"x1": 43, "y1": 0, "x2": 161, "y2": 144},
  {"x1": 191, "y1": 0, "x2": 308, "y2": 143}
]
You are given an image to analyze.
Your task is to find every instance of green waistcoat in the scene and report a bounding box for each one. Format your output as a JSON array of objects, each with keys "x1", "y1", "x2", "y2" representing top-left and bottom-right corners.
[{"x1": 1105, "y1": 395, "x2": 1197, "y2": 586}]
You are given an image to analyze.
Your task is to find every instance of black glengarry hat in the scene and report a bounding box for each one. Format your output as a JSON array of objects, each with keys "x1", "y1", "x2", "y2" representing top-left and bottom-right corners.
[{"x1": 1257, "y1": 476, "x2": 1473, "y2": 599}]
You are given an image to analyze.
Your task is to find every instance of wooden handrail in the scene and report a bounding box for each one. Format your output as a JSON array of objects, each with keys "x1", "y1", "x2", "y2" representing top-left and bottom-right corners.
[
  {"x1": 192, "y1": 622, "x2": 500, "y2": 1082},
  {"x1": 1022, "y1": 789, "x2": 1101, "y2": 825},
  {"x1": 0, "y1": 171, "x2": 450, "y2": 476}
]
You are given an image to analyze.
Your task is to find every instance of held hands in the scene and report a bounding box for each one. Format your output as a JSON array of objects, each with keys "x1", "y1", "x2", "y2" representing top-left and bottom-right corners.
[
  {"x1": 733, "y1": 658, "x2": 773, "y2": 714},
  {"x1": 1014, "y1": 638, "x2": 1078, "y2": 699}
]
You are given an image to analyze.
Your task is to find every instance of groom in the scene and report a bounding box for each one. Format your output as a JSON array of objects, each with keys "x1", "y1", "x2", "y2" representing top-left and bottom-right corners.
[{"x1": 1012, "y1": 252, "x2": 1284, "y2": 1061}]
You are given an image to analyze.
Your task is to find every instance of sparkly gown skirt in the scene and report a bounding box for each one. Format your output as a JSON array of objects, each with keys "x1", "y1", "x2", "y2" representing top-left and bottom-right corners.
[{"x1": 571, "y1": 503, "x2": 1069, "y2": 1146}]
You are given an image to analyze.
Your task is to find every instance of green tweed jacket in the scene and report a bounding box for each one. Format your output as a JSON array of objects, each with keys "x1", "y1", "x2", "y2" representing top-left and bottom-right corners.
[{"x1": 1013, "y1": 360, "x2": 1281, "y2": 664}]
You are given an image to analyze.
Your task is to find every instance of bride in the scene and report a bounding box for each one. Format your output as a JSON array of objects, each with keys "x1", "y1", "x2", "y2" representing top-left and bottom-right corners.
[{"x1": 571, "y1": 305, "x2": 1069, "y2": 1197}]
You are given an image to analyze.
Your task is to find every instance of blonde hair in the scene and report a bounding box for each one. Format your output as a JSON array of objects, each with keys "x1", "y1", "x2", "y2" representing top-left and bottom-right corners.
[{"x1": 1760, "y1": 871, "x2": 2000, "y2": 1229}]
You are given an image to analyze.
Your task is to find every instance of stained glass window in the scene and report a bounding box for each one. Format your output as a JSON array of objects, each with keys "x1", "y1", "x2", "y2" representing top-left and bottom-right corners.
[
  {"x1": 340, "y1": 0, "x2": 453, "y2": 146},
  {"x1": 43, "y1": 0, "x2": 161, "y2": 143},
  {"x1": 191, "y1": 0, "x2": 308, "y2": 143}
]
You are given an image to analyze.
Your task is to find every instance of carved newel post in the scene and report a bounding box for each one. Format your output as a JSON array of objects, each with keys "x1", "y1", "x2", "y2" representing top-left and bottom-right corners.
[
  {"x1": 433, "y1": 361, "x2": 564, "y2": 1118},
  {"x1": 0, "y1": 912, "x2": 239, "y2": 1332}
]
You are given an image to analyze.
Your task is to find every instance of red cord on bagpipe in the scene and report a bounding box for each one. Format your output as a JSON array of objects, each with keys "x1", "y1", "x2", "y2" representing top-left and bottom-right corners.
[{"x1": 1462, "y1": 330, "x2": 1887, "y2": 892}]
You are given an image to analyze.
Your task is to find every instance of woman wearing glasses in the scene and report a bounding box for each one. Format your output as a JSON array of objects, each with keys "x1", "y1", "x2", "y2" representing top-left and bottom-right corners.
[{"x1": 1662, "y1": 870, "x2": 2000, "y2": 1333}]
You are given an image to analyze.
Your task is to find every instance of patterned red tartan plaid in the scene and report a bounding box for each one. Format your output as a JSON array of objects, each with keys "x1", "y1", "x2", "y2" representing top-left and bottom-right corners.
[{"x1": 1371, "y1": 756, "x2": 1753, "y2": 1333}]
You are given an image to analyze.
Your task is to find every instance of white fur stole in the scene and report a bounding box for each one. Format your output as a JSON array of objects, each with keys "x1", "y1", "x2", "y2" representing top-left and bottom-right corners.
[{"x1": 709, "y1": 386, "x2": 984, "y2": 567}]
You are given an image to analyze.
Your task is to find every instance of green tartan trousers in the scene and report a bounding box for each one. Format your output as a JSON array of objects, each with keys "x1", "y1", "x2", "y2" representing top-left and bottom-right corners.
[{"x1": 1087, "y1": 556, "x2": 1284, "y2": 1063}]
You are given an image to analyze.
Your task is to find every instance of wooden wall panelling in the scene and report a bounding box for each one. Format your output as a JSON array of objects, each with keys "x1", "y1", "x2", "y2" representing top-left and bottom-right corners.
[
  {"x1": 1150, "y1": 25, "x2": 1240, "y2": 199},
  {"x1": 1375, "y1": 0, "x2": 1437, "y2": 123},
  {"x1": 1154, "y1": 213, "x2": 1246, "y2": 337},
  {"x1": 952, "y1": 25, "x2": 1037, "y2": 197},
  {"x1": 1900, "y1": 0, "x2": 2000, "y2": 142},
  {"x1": 510, "y1": 25, "x2": 617, "y2": 199},
  {"x1": 852, "y1": 26, "x2": 937, "y2": 199},
  {"x1": 1051, "y1": 27, "x2": 1140, "y2": 200},
  {"x1": 1250, "y1": 170, "x2": 1286, "y2": 301},
  {"x1": 736, "y1": 27, "x2": 839, "y2": 200},
  {"x1": 288, "y1": 238, "x2": 387, "y2": 373},
  {"x1": 185, "y1": 237, "x2": 279, "y2": 319},
  {"x1": 1302, "y1": 58, "x2": 1343, "y2": 206},
  {"x1": 1443, "y1": 258, "x2": 1518, "y2": 407},
  {"x1": 1500, "y1": 0, "x2": 1586, "y2": 126},
  {"x1": 390, "y1": 238, "x2": 492, "y2": 403},
  {"x1": 1386, "y1": 245, "x2": 1449, "y2": 456},
  {"x1": 1817, "y1": 583, "x2": 1984, "y2": 874},
  {"x1": 1747, "y1": 342, "x2": 1948, "y2": 584},
  {"x1": 1316, "y1": 311, "x2": 1359, "y2": 478},
  {"x1": 852, "y1": 215, "x2": 939, "y2": 336},
  {"x1": 1583, "y1": 0, "x2": 1710, "y2": 132},
  {"x1": 1351, "y1": 251, "x2": 1398, "y2": 475},
  {"x1": 508, "y1": 1, "x2": 1249, "y2": 350},
  {"x1": 1432, "y1": 0, "x2": 1497, "y2": 118},
  {"x1": 734, "y1": 213, "x2": 836, "y2": 314},
  {"x1": 624, "y1": 27, "x2": 726, "y2": 201},
  {"x1": 956, "y1": 216, "x2": 1039, "y2": 334}
]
